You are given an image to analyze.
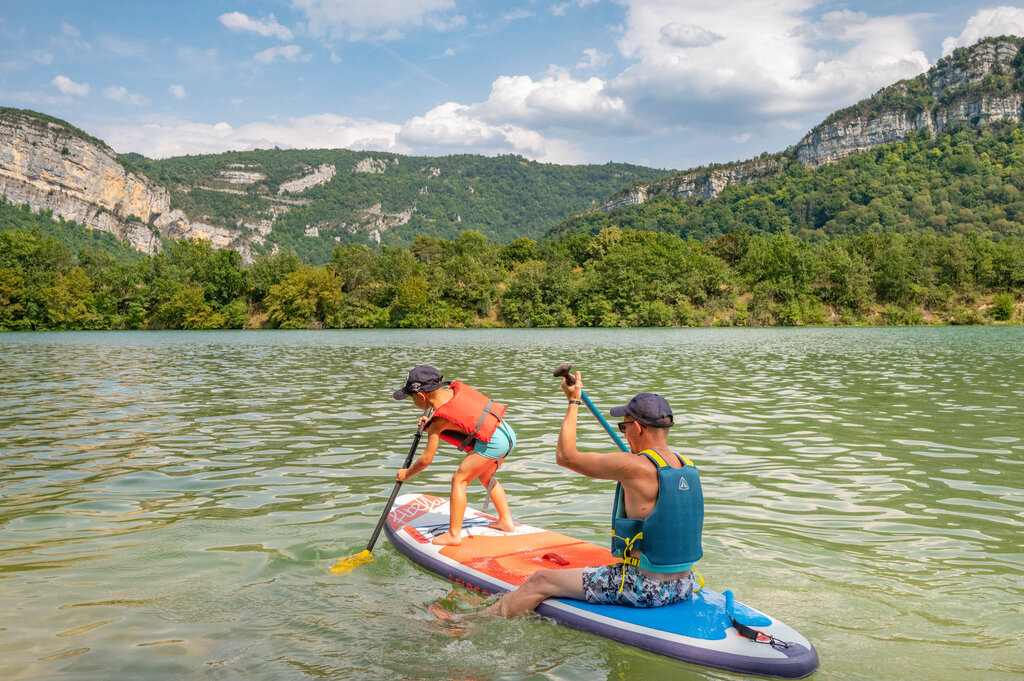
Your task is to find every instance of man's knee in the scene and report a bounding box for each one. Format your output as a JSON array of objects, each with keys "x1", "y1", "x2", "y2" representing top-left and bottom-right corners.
[{"x1": 522, "y1": 569, "x2": 558, "y2": 595}]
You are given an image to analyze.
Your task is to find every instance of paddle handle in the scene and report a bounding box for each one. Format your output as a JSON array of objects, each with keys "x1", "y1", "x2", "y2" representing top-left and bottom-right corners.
[
  {"x1": 553, "y1": 363, "x2": 628, "y2": 452},
  {"x1": 364, "y1": 409, "x2": 432, "y2": 553}
]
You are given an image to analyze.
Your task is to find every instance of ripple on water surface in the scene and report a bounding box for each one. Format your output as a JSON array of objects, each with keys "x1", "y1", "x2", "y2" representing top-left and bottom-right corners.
[{"x1": 0, "y1": 328, "x2": 1022, "y2": 681}]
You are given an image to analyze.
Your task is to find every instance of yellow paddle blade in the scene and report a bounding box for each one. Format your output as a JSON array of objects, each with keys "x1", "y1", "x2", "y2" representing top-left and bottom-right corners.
[{"x1": 331, "y1": 549, "x2": 373, "y2": 575}]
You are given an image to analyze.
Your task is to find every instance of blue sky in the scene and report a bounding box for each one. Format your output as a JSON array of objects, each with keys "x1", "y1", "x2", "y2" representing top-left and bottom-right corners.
[{"x1": 3, "y1": 2, "x2": 1024, "y2": 170}]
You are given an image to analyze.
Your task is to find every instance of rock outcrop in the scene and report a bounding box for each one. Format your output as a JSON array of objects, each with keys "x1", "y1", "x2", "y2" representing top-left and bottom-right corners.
[
  {"x1": 278, "y1": 163, "x2": 335, "y2": 194},
  {"x1": 0, "y1": 109, "x2": 247, "y2": 258},
  {"x1": 795, "y1": 40, "x2": 1024, "y2": 168},
  {"x1": 603, "y1": 37, "x2": 1024, "y2": 211}
]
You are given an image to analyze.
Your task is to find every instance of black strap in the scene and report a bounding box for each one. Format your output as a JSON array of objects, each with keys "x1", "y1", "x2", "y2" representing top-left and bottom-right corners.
[{"x1": 730, "y1": 617, "x2": 791, "y2": 648}]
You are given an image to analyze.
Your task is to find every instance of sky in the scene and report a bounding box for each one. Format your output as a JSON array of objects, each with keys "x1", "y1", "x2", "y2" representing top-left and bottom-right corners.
[{"x1": 3, "y1": 2, "x2": 1024, "y2": 171}]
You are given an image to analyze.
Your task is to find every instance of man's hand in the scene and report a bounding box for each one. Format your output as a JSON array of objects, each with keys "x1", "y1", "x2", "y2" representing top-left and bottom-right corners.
[
  {"x1": 561, "y1": 371, "x2": 583, "y2": 401},
  {"x1": 396, "y1": 468, "x2": 412, "y2": 482}
]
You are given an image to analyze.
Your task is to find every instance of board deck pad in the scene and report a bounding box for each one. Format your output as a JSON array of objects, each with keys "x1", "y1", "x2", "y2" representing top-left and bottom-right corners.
[{"x1": 385, "y1": 493, "x2": 819, "y2": 678}]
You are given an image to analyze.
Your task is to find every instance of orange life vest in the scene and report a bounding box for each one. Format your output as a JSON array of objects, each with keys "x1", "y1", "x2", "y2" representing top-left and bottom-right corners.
[{"x1": 431, "y1": 381, "x2": 507, "y2": 451}]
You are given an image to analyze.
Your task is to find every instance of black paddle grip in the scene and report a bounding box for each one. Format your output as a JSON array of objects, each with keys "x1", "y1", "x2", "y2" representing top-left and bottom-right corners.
[{"x1": 553, "y1": 362, "x2": 576, "y2": 386}]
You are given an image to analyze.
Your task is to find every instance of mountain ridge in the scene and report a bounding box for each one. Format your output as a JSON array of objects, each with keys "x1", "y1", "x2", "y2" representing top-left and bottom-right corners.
[{"x1": 596, "y1": 36, "x2": 1024, "y2": 213}]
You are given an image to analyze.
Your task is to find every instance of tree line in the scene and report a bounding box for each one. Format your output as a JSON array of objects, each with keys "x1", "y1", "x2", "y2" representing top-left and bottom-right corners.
[{"x1": 2, "y1": 224, "x2": 1021, "y2": 331}]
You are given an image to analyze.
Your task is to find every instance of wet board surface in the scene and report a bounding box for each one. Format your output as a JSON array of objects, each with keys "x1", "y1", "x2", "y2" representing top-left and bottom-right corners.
[{"x1": 385, "y1": 493, "x2": 819, "y2": 678}]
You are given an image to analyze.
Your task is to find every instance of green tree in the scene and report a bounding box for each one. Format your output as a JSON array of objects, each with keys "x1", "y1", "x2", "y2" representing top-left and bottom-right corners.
[{"x1": 266, "y1": 265, "x2": 343, "y2": 328}]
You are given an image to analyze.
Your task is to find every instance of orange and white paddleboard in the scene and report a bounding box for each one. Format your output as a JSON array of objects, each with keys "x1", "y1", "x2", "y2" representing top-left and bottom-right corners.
[{"x1": 385, "y1": 492, "x2": 819, "y2": 679}]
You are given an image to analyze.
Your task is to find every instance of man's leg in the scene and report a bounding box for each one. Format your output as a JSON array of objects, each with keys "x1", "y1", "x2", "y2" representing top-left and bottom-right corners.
[{"x1": 477, "y1": 567, "x2": 586, "y2": 618}]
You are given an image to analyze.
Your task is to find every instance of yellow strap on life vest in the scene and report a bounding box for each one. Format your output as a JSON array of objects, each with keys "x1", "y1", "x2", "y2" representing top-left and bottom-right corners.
[
  {"x1": 641, "y1": 449, "x2": 694, "y2": 468},
  {"x1": 611, "y1": 529, "x2": 644, "y2": 594}
]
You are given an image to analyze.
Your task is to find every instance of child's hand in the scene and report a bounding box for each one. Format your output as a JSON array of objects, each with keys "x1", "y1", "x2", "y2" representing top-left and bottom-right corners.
[
  {"x1": 418, "y1": 414, "x2": 430, "y2": 428},
  {"x1": 396, "y1": 468, "x2": 411, "y2": 482}
]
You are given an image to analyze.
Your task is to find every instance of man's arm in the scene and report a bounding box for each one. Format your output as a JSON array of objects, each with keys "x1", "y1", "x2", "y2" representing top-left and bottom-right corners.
[{"x1": 555, "y1": 372, "x2": 643, "y2": 482}]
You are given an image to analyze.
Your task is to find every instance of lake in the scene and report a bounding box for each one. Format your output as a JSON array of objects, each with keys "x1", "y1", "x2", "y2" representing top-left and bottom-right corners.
[{"x1": 1, "y1": 328, "x2": 1021, "y2": 680}]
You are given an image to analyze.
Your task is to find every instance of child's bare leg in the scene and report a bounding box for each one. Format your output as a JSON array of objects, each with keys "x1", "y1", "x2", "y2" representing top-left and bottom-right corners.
[
  {"x1": 433, "y1": 453, "x2": 498, "y2": 546},
  {"x1": 479, "y1": 472, "x2": 514, "y2": 532},
  {"x1": 432, "y1": 475, "x2": 469, "y2": 546}
]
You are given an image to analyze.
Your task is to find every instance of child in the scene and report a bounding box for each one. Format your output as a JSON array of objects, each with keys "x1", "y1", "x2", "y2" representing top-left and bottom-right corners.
[{"x1": 393, "y1": 365, "x2": 516, "y2": 546}]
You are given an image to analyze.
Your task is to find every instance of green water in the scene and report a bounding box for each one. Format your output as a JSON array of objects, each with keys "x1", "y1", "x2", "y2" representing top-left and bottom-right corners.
[{"x1": 0, "y1": 328, "x2": 1021, "y2": 681}]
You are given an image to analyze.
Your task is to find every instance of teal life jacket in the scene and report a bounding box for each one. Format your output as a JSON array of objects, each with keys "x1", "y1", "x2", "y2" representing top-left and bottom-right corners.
[{"x1": 611, "y1": 449, "x2": 703, "y2": 572}]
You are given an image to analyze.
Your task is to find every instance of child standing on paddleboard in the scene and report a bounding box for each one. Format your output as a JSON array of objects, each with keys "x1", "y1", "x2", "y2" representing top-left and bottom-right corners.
[{"x1": 392, "y1": 365, "x2": 516, "y2": 545}]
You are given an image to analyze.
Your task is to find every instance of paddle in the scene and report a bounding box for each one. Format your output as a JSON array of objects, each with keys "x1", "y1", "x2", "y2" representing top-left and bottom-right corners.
[
  {"x1": 553, "y1": 363, "x2": 629, "y2": 451},
  {"x1": 331, "y1": 408, "x2": 434, "y2": 575}
]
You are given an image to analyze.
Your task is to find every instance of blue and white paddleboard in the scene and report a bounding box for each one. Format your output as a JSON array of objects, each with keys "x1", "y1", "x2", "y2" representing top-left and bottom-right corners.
[{"x1": 385, "y1": 493, "x2": 819, "y2": 678}]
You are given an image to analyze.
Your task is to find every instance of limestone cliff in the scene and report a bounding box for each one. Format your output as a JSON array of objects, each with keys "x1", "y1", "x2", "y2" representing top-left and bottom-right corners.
[
  {"x1": 602, "y1": 37, "x2": 1024, "y2": 212},
  {"x1": 795, "y1": 39, "x2": 1024, "y2": 168},
  {"x1": 0, "y1": 108, "x2": 248, "y2": 258}
]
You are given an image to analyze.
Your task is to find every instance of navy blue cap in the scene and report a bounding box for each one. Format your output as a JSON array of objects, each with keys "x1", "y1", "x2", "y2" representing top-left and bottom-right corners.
[
  {"x1": 393, "y1": 365, "x2": 450, "y2": 399},
  {"x1": 609, "y1": 393, "x2": 673, "y2": 428}
]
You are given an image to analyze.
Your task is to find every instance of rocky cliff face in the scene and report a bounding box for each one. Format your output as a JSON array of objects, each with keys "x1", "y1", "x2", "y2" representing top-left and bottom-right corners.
[
  {"x1": 603, "y1": 38, "x2": 1024, "y2": 212},
  {"x1": 0, "y1": 109, "x2": 249, "y2": 258},
  {"x1": 795, "y1": 40, "x2": 1024, "y2": 168}
]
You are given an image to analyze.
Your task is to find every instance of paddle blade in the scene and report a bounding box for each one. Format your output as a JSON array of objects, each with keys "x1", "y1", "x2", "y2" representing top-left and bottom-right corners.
[{"x1": 331, "y1": 549, "x2": 373, "y2": 574}]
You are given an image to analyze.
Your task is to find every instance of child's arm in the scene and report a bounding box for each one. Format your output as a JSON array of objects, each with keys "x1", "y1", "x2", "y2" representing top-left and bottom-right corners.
[{"x1": 396, "y1": 420, "x2": 445, "y2": 481}]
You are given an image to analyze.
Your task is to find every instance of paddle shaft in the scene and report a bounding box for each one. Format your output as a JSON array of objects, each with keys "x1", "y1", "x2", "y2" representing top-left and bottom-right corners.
[
  {"x1": 364, "y1": 409, "x2": 432, "y2": 553},
  {"x1": 555, "y1": 365, "x2": 629, "y2": 452}
]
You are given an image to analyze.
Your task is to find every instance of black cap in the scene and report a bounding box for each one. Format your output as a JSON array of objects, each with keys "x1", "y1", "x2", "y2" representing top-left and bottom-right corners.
[
  {"x1": 393, "y1": 365, "x2": 450, "y2": 400},
  {"x1": 609, "y1": 393, "x2": 673, "y2": 428}
]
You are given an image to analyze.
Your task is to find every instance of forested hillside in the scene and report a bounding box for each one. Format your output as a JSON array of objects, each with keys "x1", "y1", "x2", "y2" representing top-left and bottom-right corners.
[
  {"x1": 555, "y1": 123, "x2": 1024, "y2": 242},
  {"x1": 125, "y1": 149, "x2": 671, "y2": 261}
]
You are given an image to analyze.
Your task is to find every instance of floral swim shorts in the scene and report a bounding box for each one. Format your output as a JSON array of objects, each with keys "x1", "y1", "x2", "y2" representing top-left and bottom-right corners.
[{"x1": 582, "y1": 564, "x2": 695, "y2": 608}]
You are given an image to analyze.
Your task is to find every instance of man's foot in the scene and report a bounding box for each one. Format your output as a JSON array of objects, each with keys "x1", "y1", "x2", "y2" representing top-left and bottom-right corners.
[
  {"x1": 431, "y1": 531, "x2": 462, "y2": 546},
  {"x1": 487, "y1": 520, "x2": 515, "y2": 532},
  {"x1": 428, "y1": 602, "x2": 466, "y2": 635}
]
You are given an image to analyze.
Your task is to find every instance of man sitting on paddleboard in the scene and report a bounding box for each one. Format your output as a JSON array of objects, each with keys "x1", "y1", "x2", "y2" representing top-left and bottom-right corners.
[
  {"x1": 393, "y1": 365, "x2": 516, "y2": 546},
  {"x1": 447, "y1": 371, "x2": 702, "y2": 618}
]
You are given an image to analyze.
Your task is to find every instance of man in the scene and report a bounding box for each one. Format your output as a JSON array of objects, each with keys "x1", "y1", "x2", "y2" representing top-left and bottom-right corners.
[{"x1": 438, "y1": 370, "x2": 703, "y2": 620}]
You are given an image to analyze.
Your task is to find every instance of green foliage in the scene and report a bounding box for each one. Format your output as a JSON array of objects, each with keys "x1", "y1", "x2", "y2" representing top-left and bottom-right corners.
[
  {"x1": 126, "y1": 148, "x2": 672, "y2": 262},
  {"x1": 991, "y1": 292, "x2": 1017, "y2": 321},
  {"x1": 2, "y1": 224, "x2": 1023, "y2": 330},
  {"x1": 265, "y1": 265, "x2": 343, "y2": 329},
  {"x1": 553, "y1": 122, "x2": 1024, "y2": 245}
]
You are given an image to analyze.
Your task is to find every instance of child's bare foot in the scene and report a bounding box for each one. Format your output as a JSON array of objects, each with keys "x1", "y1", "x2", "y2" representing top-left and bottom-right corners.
[
  {"x1": 431, "y1": 531, "x2": 462, "y2": 546},
  {"x1": 487, "y1": 520, "x2": 515, "y2": 532}
]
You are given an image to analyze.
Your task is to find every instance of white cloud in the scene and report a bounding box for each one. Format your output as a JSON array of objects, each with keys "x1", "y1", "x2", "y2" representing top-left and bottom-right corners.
[
  {"x1": 291, "y1": 0, "x2": 463, "y2": 41},
  {"x1": 476, "y1": 71, "x2": 631, "y2": 132},
  {"x1": 96, "y1": 114, "x2": 404, "y2": 158},
  {"x1": 576, "y1": 48, "x2": 609, "y2": 69},
  {"x1": 103, "y1": 85, "x2": 151, "y2": 107},
  {"x1": 659, "y1": 23, "x2": 723, "y2": 48},
  {"x1": 1, "y1": 51, "x2": 52, "y2": 71},
  {"x1": 169, "y1": 84, "x2": 187, "y2": 100},
  {"x1": 731, "y1": 132, "x2": 752, "y2": 143},
  {"x1": 54, "y1": 22, "x2": 91, "y2": 51},
  {"x1": 219, "y1": 12, "x2": 294, "y2": 40},
  {"x1": 609, "y1": 0, "x2": 929, "y2": 127},
  {"x1": 941, "y1": 6, "x2": 1024, "y2": 56},
  {"x1": 52, "y1": 75, "x2": 89, "y2": 96},
  {"x1": 399, "y1": 102, "x2": 583, "y2": 163},
  {"x1": 254, "y1": 45, "x2": 310, "y2": 63}
]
